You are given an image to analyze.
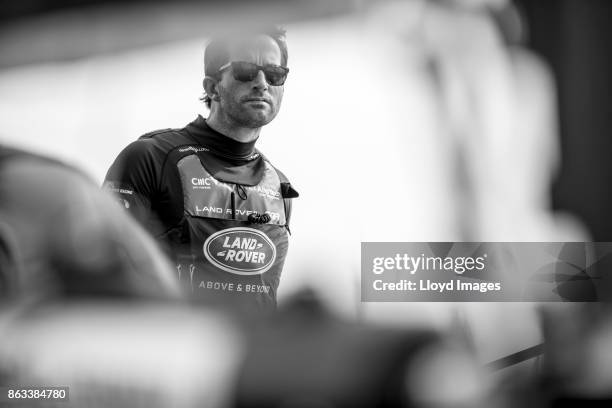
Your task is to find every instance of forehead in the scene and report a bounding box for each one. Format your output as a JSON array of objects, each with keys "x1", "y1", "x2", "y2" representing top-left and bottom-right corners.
[{"x1": 228, "y1": 35, "x2": 281, "y2": 65}]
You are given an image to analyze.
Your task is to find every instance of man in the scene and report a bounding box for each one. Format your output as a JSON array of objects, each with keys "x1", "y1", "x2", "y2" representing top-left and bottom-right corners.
[{"x1": 104, "y1": 27, "x2": 298, "y2": 311}]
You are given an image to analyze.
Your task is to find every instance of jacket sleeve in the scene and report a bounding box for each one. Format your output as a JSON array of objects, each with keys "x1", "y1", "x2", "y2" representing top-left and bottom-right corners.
[{"x1": 103, "y1": 139, "x2": 163, "y2": 235}]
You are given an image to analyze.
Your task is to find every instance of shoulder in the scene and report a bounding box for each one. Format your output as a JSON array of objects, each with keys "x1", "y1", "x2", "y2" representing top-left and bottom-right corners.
[
  {"x1": 106, "y1": 126, "x2": 202, "y2": 193},
  {"x1": 258, "y1": 153, "x2": 299, "y2": 199},
  {"x1": 138, "y1": 128, "x2": 185, "y2": 144},
  {"x1": 138, "y1": 126, "x2": 197, "y2": 149},
  {"x1": 271, "y1": 165, "x2": 290, "y2": 184},
  {"x1": 113, "y1": 127, "x2": 195, "y2": 167},
  {"x1": 128, "y1": 128, "x2": 185, "y2": 156}
]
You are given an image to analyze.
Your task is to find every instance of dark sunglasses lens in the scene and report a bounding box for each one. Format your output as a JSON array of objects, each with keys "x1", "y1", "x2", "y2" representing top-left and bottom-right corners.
[
  {"x1": 231, "y1": 62, "x2": 258, "y2": 82},
  {"x1": 231, "y1": 62, "x2": 287, "y2": 85},
  {"x1": 263, "y1": 66, "x2": 288, "y2": 86}
]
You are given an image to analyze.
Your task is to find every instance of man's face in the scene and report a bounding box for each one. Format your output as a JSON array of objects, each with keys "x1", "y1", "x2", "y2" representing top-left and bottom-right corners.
[{"x1": 216, "y1": 35, "x2": 285, "y2": 129}]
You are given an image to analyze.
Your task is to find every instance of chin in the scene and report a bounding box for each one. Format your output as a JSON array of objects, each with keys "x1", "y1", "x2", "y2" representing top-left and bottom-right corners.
[{"x1": 243, "y1": 111, "x2": 275, "y2": 128}]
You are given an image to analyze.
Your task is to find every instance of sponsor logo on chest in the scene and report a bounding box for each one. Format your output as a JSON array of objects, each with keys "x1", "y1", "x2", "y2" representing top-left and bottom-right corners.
[{"x1": 203, "y1": 227, "x2": 276, "y2": 275}]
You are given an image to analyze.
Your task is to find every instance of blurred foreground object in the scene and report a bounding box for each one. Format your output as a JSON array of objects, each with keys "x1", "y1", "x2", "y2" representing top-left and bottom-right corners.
[
  {"x1": 234, "y1": 290, "x2": 493, "y2": 408},
  {"x1": 0, "y1": 0, "x2": 356, "y2": 69},
  {"x1": 539, "y1": 304, "x2": 612, "y2": 406},
  {"x1": 0, "y1": 144, "x2": 180, "y2": 304},
  {"x1": 0, "y1": 301, "x2": 244, "y2": 408},
  {"x1": 0, "y1": 290, "x2": 493, "y2": 408}
]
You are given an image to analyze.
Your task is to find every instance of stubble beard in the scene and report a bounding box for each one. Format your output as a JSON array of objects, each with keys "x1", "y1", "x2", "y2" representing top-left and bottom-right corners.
[{"x1": 221, "y1": 97, "x2": 278, "y2": 129}]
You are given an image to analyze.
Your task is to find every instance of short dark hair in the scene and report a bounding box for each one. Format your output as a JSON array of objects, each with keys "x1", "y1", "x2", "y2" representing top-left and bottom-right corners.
[{"x1": 200, "y1": 27, "x2": 288, "y2": 108}]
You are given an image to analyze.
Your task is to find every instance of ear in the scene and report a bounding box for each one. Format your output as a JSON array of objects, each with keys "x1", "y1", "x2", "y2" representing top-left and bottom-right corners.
[{"x1": 203, "y1": 77, "x2": 221, "y2": 102}]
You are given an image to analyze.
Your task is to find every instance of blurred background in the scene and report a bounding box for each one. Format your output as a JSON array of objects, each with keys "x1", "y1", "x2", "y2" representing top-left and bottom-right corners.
[{"x1": 1, "y1": 0, "x2": 612, "y2": 406}]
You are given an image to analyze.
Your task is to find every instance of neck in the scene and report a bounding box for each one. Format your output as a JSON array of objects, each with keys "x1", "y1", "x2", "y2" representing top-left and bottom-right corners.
[{"x1": 206, "y1": 107, "x2": 261, "y2": 143}]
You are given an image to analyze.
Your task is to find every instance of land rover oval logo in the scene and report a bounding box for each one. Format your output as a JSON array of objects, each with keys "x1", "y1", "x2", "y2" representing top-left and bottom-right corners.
[{"x1": 203, "y1": 227, "x2": 276, "y2": 275}]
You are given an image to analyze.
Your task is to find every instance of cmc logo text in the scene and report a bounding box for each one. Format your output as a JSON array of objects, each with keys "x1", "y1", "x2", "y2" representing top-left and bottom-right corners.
[{"x1": 191, "y1": 177, "x2": 218, "y2": 187}]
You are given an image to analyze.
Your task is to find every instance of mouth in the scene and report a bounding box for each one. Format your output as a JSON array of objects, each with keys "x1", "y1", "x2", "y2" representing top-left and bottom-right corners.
[{"x1": 242, "y1": 97, "x2": 271, "y2": 105}]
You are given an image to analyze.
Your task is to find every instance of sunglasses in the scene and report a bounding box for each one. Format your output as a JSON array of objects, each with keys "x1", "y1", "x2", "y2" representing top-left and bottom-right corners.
[{"x1": 218, "y1": 61, "x2": 289, "y2": 86}]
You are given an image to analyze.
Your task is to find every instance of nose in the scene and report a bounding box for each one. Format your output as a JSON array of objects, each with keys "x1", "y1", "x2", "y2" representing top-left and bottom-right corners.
[{"x1": 251, "y1": 69, "x2": 268, "y2": 91}]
